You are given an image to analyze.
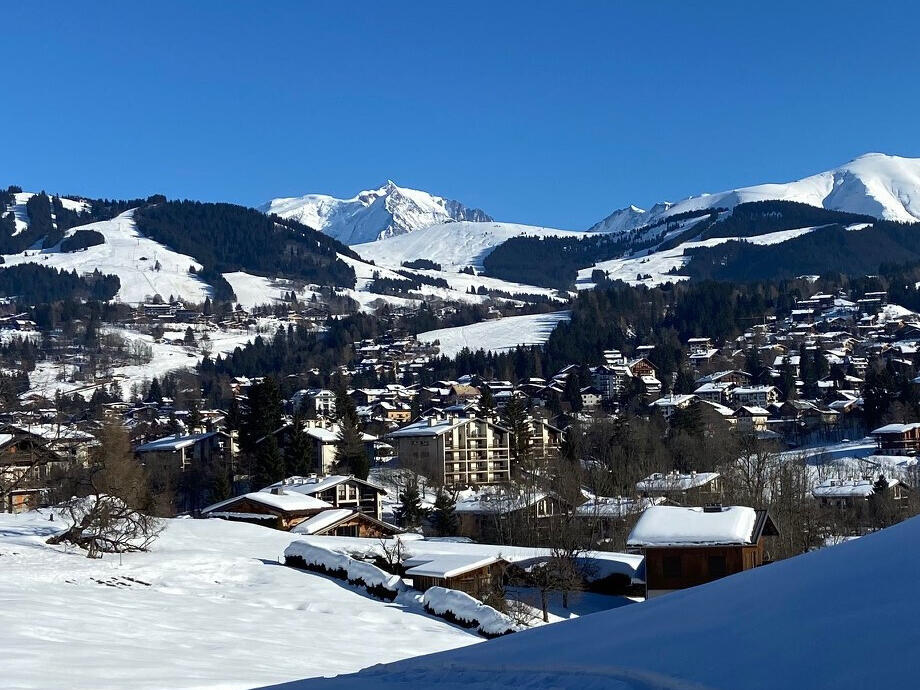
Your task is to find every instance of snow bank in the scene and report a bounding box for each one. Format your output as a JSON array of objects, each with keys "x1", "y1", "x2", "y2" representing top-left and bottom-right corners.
[
  {"x1": 422, "y1": 586, "x2": 520, "y2": 638},
  {"x1": 284, "y1": 540, "x2": 406, "y2": 600}
]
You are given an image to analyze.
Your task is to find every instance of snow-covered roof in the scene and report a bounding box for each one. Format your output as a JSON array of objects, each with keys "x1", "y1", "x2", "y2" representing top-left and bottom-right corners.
[
  {"x1": 135, "y1": 431, "x2": 221, "y2": 452},
  {"x1": 404, "y1": 554, "x2": 503, "y2": 579},
  {"x1": 627, "y1": 505, "x2": 758, "y2": 547},
  {"x1": 290, "y1": 508, "x2": 355, "y2": 535},
  {"x1": 872, "y1": 423, "x2": 920, "y2": 435},
  {"x1": 203, "y1": 490, "x2": 332, "y2": 514},
  {"x1": 305, "y1": 425, "x2": 376, "y2": 443},
  {"x1": 636, "y1": 472, "x2": 719, "y2": 493},
  {"x1": 263, "y1": 474, "x2": 387, "y2": 496},
  {"x1": 813, "y1": 479, "x2": 879, "y2": 498}
]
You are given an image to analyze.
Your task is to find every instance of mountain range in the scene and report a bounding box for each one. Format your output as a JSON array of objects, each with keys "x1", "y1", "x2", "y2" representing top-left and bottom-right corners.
[{"x1": 261, "y1": 181, "x2": 492, "y2": 245}]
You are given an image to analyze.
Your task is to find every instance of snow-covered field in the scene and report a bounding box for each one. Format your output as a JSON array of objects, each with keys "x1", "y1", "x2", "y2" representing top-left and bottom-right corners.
[
  {"x1": 0, "y1": 512, "x2": 480, "y2": 690},
  {"x1": 417, "y1": 310, "x2": 571, "y2": 357},
  {"x1": 354, "y1": 220, "x2": 585, "y2": 271},
  {"x1": 1, "y1": 209, "x2": 212, "y2": 305},
  {"x1": 289, "y1": 515, "x2": 920, "y2": 690},
  {"x1": 576, "y1": 225, "x2": 827, "y2": 288},
  {"x1": 26, "y1": 320, "x2": 287, "y2": 400}
]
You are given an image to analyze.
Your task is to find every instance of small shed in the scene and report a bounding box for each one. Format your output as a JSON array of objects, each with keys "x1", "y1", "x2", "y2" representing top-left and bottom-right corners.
[{"x1": 404, "y1": 554, "x2": 508, "y2": 599}]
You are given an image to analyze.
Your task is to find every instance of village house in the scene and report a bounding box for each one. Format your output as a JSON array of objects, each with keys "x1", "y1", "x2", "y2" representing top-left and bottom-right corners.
[
  {"x1": 627, "y1": 504, "x2": 779, "y2": 598},
  {"x1": 732, "y1": 406, "x2": 769, "y2": 433},
  {"x1": 636, "y1": 471, "x2": 723, "y2": 505},
  {"x1": 404, "y1": 554, "x2": 508, "y2": 599},
  {"x1": 201, "y1": 488, "x2": 334, "y2": 530},
  {"x1": 731, "y1": 385, "x2": 779, "y2": 408},
  {"x1": 649, "y1": 394, "x2": 696, "y2": 422},
  {"x1": 0, "y1": 430, "x2": 71, "y2": 513},
  {"x1": 813, "y1": 477, "x2": 911, "y2": 510},
  {"x1": 453, "y1": 489, "x2": 575, "y2": 544},
  {"x1": 134, "y1": 431, "x2": 232, "y2": 471},
  {"x1": 263, "y1": 474, "x2": 388, "y2": 520},
  {"x1": 292, "y1": 388, "x2": 336, "y2": 417},
  {"x1": 387, "y1": 416, "x2": 511, "y2": 487},
  {"x1": 871, "y1": 423, "x2": 920, "y2": 455}
]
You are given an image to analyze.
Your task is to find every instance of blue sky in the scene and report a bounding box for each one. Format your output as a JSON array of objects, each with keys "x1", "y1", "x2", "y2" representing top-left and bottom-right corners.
[{"x1": 3, "y1": 1, "x2": 918, "y2": 229}]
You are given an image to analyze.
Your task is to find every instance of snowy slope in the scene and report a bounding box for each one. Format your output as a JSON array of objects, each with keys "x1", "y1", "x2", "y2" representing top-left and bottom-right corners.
[
  {"x1": 354, "y1": 221, "x2": 585, "y2": 271},
  {"x1": 0, "y1": 511, "x2": 478, "y2": 690},
  {"x1": 263, "y1": 180, "x2": 492, "y2": 245},
  {"x1": 3, "y1": 191, "x2": 90, "y2": 234},
  {"x1": 1, "y1": 209, "x2": 212, "y2": 304},
  {"x1": 417, "y1": 310, "x2": 571, "y2": 357},
  {"x1": 592, "y1": 153, "x2": 920, "y2": 235},
  {"x1": 577, "y1": 225, "x2": 827, "y2": 288},
  {"x1": 287, "y1": 516, "x2": 920, "y2": 690}
]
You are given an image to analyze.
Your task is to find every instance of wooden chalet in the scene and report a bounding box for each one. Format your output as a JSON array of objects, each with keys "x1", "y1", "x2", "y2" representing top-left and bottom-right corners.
[
  {"x1": 627, "y1": 504, "x2": 778, "y2": 598},
  {"x1": 0, "y1": 429, "x2": 70, "y2": 513},
  {"x1": 290, "y1": 508, "x2": 401, "y2": 538},
  {"x1": 404, "y1": 554, "x2": 508, "y2": 599},
  {"x1": 871, "y1": 423, "x2": 920, "y2": 455},
  {"x1": 201, "y1": 489, "x2": 332, "y2": 530},
  {"x1": 263, "y1": 474, "x2": 387, "y2": 520}
]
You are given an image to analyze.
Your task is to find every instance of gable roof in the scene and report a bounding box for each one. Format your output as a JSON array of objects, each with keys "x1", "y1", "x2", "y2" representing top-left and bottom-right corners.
[
  {"x1": 627, "y1": 505, "x2": 776, "y2": 547},
  {"x1": 202, "y1": 490, "x2": 332, "y2": 515}
]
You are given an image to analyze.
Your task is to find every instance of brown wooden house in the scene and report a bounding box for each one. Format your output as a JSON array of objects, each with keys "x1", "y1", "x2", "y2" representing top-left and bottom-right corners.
[
  {"x1": 201, "y1": 488, "x2": 333, "y2": 530},
  {"x1": 627, "y1": 504, "x2": 778, "y2": 598},
  {"x1": 0, "y1": 429, "x2": 70, "y2": 513},
  {"x1": 289, "y1": 507, "x2": 401, "y2": 538},
  {"x1": 871, "y1": 423, "x2": 920, "y2": 455},
  {"x1": 263, "y1": 475, "x2": 387, "y2": 520}
]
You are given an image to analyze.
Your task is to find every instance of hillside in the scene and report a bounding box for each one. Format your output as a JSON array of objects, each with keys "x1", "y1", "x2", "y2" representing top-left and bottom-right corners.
[
  {"x1": 353, "y1": 220, "x2": 585, "y2": 271},
  {"x1": 282, "y1": 516, "x2": 920, "y2": 690},
  {"x1": 591, "y1": 152, "x2": 920, "y2": 235},
  {"x1": 0, "y1": 511, "x2": 479, "y2": 690},
  {"x1": 417, "y1": 310, "x2": 572, "y2": 357},
  {"x1": 263, "y1": 181, "x2": 492, "y2": 244}
]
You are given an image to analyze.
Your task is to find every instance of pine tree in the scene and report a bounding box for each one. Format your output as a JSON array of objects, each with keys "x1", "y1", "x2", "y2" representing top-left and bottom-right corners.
[
  {"x1": 395, "y1": 481, "x2": 428, "y2": 529},
  {"x1": 146, "y1": 377, "x2": 164, "y2": 404},
  {"x1": 334, "y1": 412, "x2": 369, "y2": 479},
  {"x1": 503, "y1": 394, "x2": 533, "y2": 476},
  {"x1": 285, "y1": 415, "x2": 315, "y2": 476},
  {"x1": 479, "y1": 386, "x2": 496, "y2": 417},
  {"x1": 251, "y1": 436, "x2": 284, "y2": 490},
  {"x1": 431, "y1": 489, "x2": 458, "y2": 536}
]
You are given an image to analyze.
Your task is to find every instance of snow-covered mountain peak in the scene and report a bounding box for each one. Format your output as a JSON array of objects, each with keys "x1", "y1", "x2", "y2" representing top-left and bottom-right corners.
[
  {"x1": 262, "y1": 181, "x2": 492, "y2": 245},
  {"x1": 590, "y1": 152, "x2": 920, "y2": 236}
]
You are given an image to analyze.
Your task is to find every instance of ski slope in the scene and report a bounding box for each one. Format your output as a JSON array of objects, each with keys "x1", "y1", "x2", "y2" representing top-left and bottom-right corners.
[
  {"x1": 287, "y1": 515, "x2": 920, "y2": 690},
  {"x1": 577, "y1": 225, "x2": 827, "y2": 288},
  {"x1": 417, "y1": 310, "x2": 571, "y2": 357},
  {"x1": 0, "y1": 511, "x2": 479, "y2": 690},
  {"x1": 354, "y1": 220, "x2": 586, "y2": 271},
  {"x1": 591, "y1": 152, "x2": 920, "y2": 235},
  {"x1": 1, "y1": 209, "x2": 212, "y2": 304}
]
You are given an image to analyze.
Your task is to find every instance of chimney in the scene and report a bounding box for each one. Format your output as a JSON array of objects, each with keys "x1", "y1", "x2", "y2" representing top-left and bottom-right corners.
[{"x1": 271, "y1": 487, "x2": 284, "y2": 495}]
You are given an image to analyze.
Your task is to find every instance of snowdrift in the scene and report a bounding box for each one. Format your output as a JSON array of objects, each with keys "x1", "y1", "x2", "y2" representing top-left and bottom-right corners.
[
  {"x1": 275, "y1": 515, "x2": 920, "y2": 689},
  {"x1": 284, "y1": 540, "x2": 406, "y2": 600},
  {"x1": 422, "y1": 587, "x2": 520, "y2": 638}
]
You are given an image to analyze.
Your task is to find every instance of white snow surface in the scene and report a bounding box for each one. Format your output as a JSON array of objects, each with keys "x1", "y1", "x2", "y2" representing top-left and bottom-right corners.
[
  {"x1": 262, "y1": 180, "x2": 492, "y2": 245},
  {"x1": 0, "y1": 511, "x2": 478, "y2": 690},
  {"x1": 1, "y1": 209, "x2": 211, "y2": 304},
  {"x1": 422, "y1": 587, "x2": 520, "y2": 636},
  {"x1": 591, "y1": 152, "x2": 920, "y2": 236},
  {"x1": 417, "y1": 310, "x2": 571, "y2": 357},
  {"x1": 284, "y1": 515, "x2": 920, "y2": 690},
  {"x1": 353, "y1": 220, "x2": 586, "y2": 271}
]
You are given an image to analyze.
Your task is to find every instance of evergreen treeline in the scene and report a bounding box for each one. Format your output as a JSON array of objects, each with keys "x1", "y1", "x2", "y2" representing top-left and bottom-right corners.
[
  {"x1": 0, "y1": 264, "x2": 120, "y2": 304},
  {"x1": 698, "y1": 200, "x2": 874, "y2": 241},
  {"x1": 402, "y1": 258, "x2": 442, "y2": 270},
  {"x1": 680, "y1": 220, "x2": 920, "y2": 281},
  {"x1": 133, "y1": 201, "x2": 358, "y2": 295},
  {"x1": 60, "y1": 230, "x2": 105, "y2": 253}
]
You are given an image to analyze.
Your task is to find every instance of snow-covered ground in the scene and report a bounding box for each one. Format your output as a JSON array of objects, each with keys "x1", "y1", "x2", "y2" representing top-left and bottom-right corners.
[
  {"x1": 26, "y1": 320, "x2": 287, "y2": 400},
  {"x1": 1, "y1": 209, "x2": 212, "y2": 305},
  {"x1": 417, "y1": 310, "x2": 571, "y2": 357},
  {"x1": 354, "y1": 220, "x2": 586, "y2": 271},
  {"x1": 0, "y1": 511, "x2": 480, "y2": 690},
  {"x1": 576, "y1": 225, "x2": 827, "y2": 288},
  {"x1": 288, "y1": 515, "x2": 920, "y2": 690}
]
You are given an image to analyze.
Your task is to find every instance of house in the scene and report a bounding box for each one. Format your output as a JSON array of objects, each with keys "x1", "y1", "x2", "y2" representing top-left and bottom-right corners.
[
  {"x1": 580, "y1": 386, "x2": 602, "y2": 410},
  {"x1": 813, "y1": 477, "x2": 910, "y2": 509},
  {"x1": 387, "y1": 416, "x2": 511, "y2": 487},
  {"x1": 649, "y1": 394, "x2": 696, "y2": 421},
  {"x1": 404, "y1": 554, "x2": 508, "y2": 599},
  {"x1": 263, "y1": 474, "x2": 387, "y2": 520},
  {"x1": 687, "y1": 337, "x2": 712, "y2": 355},
  {"x1": 871, "y1": 423, "x2": 920, "y2": 456},
  {"x1": 526, "y1": 417, "x2": 563, "y2": 463},
  {"x1": 454, "y1": 489, "x2": 575, "y2": 543},
  {"x1": 290, "y1": 507, "x2": 401, "y2": 538},
  {"x1": 201, "y1": 488, "x2": 333, "y2": 530},
  {"x1": 636, "y1": 471, "x2": 722, "y2": 505},
  {"x1": 0, "y1": 430, "x2": 70, "y2": 513},
  {"x1": 591, "y1": 364, "x2": 632, "y2": 400},
  {"x1": 731, "y1": 385, "x2": 779, "y2": 408},
  {"x1": 292, "y1": 388, "x2": 336, "y2": 417},
  {"x1": 134, "y1": 431, "x2": 231, "y2": 471},
  {"x1": 627, "y1": 504, "x2": 779, "y2": 597},
  {"x1": 733, "y1": 406, "x2": 769, "y2": 432}
]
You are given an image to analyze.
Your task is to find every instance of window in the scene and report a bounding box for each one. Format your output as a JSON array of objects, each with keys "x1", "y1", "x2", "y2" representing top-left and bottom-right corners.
[
  {"x1": 708, "y1": 555, "x2": 727, "y2": 578},
  {"x1": 662, "y1": 555, "x2": 682, "y2": 579}
]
